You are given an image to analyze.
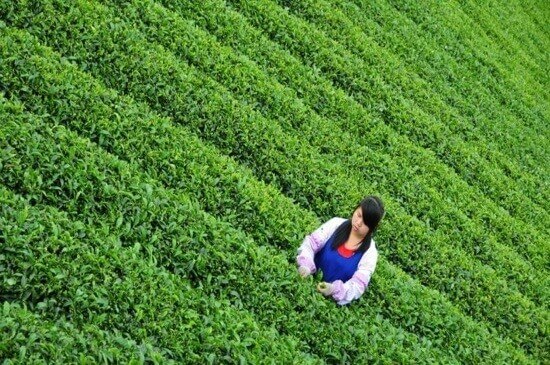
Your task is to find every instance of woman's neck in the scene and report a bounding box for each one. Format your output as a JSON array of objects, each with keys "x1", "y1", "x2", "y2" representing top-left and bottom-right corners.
[{"x1": 345, "y1": 231, "x2": 365, "y2": 249}]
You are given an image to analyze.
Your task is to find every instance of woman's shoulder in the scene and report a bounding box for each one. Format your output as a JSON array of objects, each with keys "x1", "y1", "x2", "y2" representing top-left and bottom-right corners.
[
  {"x1": 370, "y1": 239, "x2": 378, "y2": 254},
  {"x1": 312, "y1": 217, "x2": 346, "y2": 237},
  {"x1": 321, "y1": 217, "x2": 347, "y2": 231},
  {"x1": 326, "y1": 217, "x2": 347, "y2": 225},
  {"x1": 364, "y1": 239, "x2": 378, "y2": 258}
]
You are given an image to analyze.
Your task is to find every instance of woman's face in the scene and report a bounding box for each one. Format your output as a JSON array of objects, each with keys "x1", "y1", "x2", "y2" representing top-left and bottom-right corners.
[{"x1": 351, "y1": 207, "x2": 369, "y2": 237}]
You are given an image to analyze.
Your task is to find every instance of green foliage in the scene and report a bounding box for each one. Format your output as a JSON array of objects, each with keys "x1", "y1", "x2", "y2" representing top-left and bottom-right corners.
[
  {"x1": 0, "y1": 37, "x2": 534, "y2": 364},
  {"x1": 152, "y1": 0, "x2": 549, "y2": 264},
  {"x1": 0, "y1": 0, "x2": 547, "y2": 363},
  {"x1": 0, "y1": 110, "x2": 320, "y2": 364},
  {"x1": 0, "y1": 99, "x2": 450, "y2": 363},
  {"x1": 271, "y1": 0, "x2": 549, "y2": 225},
  {"x1": 100, "y1": 0, "x2": 550, "y2": 310},
  {"x1": 0, "y1": 302, "x2": 170, "y2": 364}
]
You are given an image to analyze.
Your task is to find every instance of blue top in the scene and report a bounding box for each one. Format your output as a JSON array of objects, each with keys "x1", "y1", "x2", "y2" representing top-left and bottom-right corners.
[{"x1": 314, "y1": 233, "x2": 364, "y2": 283}]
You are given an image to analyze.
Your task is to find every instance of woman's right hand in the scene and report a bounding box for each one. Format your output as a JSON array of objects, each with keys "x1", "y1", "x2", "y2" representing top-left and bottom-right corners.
[{"x1": 298, "y1": 266, "x2": 311, "y2": 278}]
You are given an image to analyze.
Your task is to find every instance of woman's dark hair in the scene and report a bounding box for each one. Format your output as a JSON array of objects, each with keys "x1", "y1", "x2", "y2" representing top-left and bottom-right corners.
[{"x1": 331, "y1": 196, "x2": 385, "y2": 253}]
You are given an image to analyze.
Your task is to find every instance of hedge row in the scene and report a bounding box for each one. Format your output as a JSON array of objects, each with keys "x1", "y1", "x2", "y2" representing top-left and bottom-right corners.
[
  {"x1": 276, "y1": 0, "x2": 550, "y2": 210},
  {"x1": 278, "y1": 0, "x2": 548, "y2": 166},
  {"x1": 0, "y1": 30, "x2": 526, "y2": 363},
  {"x1": 0, "y1": 121, "x2": 318, "y2": 363},
  {"x1": 3, "y1": 0, "x2": 548, "y2": 308},
  {"x1": 98, "y1": 0, "x2": 550, "y2": 277},
  {"x1": 0, "y1": 100, "x2": 453, "y2": 364},
  {"x1": 383, "y1": 0, "x2": 549, "y2": 130},
  {"x1": 175, "y1": 0, "x2": 549, "y2": 207},
  {"x1": 463, "y1": 1, "x2": 546, "y2": 86},
  {"x1": 3, "y1": 1, "x2": 548, "y2": 351},
  {"x1": 456, "y1": 0, "x2": 548, "y2": 81},
  {"x1": 222, "y1": 0, "x2": 550, "y2": 232},
  {"x1": 0, "y1": 108, "x2": 321, "y2": 363},
  {"x1": 514, "y1": 0, "x2": 548, "y2": 39},
  {"x1": 0, "y1": 301, "x2": 169, "y2": 364},
  {"x1": 341, "y1": 0, "x2": 550, "y2": 189},
  {"x1": 0, "y1": 26, "x2": 544, "y2": 362},
  {"x1": 94, "y1": 0, "x2": 550, "y2": 308},
  {"x1": 151, "y1": 0, "x2": 550, "y2": 251},
  {"x1": 366, "y1": 0, "x2": 549, "y2": 126},
  {"x1": 116, "y1": 0, "x2": 550, "y2": 242},
  {"x1": 0, "y1": 191, "x2": 314, "y2": 364},
  {"x1": 393, "y1": 0, "x2": 548, "y2": 104},
  {"x1": 237, "y1": 0, "x2": 550, "y2": 161}
]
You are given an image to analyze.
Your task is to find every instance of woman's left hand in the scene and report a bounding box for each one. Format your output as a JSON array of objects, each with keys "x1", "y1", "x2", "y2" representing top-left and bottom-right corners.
[{"x1": 317, "y1": 282, "x2": 334, "y2": 296}]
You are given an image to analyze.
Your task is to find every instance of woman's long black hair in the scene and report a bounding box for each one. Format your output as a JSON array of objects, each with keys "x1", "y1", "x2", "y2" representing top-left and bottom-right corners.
[{"x1": 331, "y1": 196, "x2": 385, "y2": 253}]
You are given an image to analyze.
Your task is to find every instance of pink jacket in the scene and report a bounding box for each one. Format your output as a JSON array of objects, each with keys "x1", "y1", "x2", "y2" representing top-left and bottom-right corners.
[{"x1": 297, "y1": 217, "x2": 378, "y2": 305}]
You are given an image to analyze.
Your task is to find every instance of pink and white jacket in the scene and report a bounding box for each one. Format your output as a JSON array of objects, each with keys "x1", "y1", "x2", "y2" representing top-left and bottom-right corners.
[{"x1": 296, "y1": 217, "x2": 378, "y2": 305}]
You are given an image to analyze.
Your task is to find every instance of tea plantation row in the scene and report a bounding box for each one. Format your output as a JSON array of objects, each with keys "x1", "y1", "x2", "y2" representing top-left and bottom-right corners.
[
  {"x1": 0, "y1": 6, "x2": 547, "y2": 357},
  {"x1": 1, "y1": 0, "x2": 547, "y2": 362}
]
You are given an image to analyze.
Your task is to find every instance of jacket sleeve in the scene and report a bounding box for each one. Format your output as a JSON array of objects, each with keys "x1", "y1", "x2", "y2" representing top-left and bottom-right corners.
[
  {"x1": 330, "y1": 242, "x2": 378, "y2": 305},
  {"x1": 296, "y1": 217, "x2": 345, "y2": 273}
]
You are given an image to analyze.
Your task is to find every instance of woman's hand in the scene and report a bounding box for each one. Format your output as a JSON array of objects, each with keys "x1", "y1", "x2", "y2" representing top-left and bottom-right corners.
[
  {"x1": 298, "y1": 266, "x2": 311, "y2": 278},
  {"x1": 317, "y1": 282, "x2": 334, "y2": 296}
]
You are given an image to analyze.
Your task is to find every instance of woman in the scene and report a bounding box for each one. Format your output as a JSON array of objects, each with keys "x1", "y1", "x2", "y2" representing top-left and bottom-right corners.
[{"x1": 296, "y1": 196, "x2": 384, "y2": 305}]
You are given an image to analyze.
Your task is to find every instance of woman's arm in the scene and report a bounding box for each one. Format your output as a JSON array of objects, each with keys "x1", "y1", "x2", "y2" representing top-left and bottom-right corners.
[
  {"x1": 330, "y1": 243, "x2": 378, "y2": 305},
  {"x1": 296, "y1": 217, "x2": 345, "y2": 274}
]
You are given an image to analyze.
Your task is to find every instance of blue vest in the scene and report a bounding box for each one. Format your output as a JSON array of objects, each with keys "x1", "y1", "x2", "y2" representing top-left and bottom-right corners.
[{"x1": 314, "y1": 233, "x2": 364, "y2": 283}]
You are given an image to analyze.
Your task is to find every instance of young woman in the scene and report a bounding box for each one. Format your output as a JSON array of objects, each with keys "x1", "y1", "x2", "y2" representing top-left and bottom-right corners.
[{"x1": 296, "y1": 196, "x2": 385, "y2": 305}]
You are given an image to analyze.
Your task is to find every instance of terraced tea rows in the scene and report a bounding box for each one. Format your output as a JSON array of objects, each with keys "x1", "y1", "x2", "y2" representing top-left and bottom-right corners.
[{"x1": 1, "y1": 0, "x2": 548, "y2": 362}]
